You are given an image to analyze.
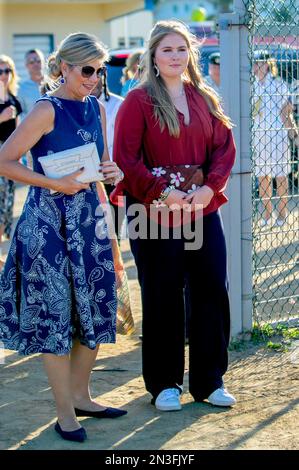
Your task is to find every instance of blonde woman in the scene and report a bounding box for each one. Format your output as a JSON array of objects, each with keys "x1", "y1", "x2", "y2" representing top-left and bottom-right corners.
[
  {"x1": 113, "y1": 20, "x2": 236, "y2": 411},
  {"x1": 120, "y1": 50, "x2": 143, "y2": 97},
  {"x1": 0, "y1": 55, "x2": 21, "y2": 247},
  {"x1": 0, "y1": 33, "x2": 126, "y2": 443},
  {"x1": 253, "y1": 50, "x2": 297, "y2": 227}
]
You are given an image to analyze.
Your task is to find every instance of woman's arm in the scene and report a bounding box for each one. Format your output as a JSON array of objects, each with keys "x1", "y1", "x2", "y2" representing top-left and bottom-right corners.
[
  {"x1": 0, "y1": 101, "x2": 89, "y2": 194},
  {"x1": 99, "y1": 101, "x2": 110, "y2": 163},
  {"x1": 281, "y1": 101, "x2": 298, "y2": 140},
  {"x1": 0, "y1": 106, "x2": 16, "y2": 124},
  {"x1": 204, "y1": 116, "x2": 236, "y2": 195},
  {"x1": 98, "y1": 100, "x2": 121, "y2": 183}
]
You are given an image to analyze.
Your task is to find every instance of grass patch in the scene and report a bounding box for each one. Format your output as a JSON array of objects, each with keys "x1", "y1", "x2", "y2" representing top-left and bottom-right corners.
[{"x1": 229, "y1": 324, "x2": 299, "y2": 352}]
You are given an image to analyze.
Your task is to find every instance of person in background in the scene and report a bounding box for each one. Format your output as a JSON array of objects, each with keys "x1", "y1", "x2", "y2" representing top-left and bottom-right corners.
[
  {"x1": 0, "y1": 55, "x2": 22, "y2": 250},
  {"x1": 18, "y1": 49, "x2": 45, "y2": 119},
  {"x1": 114, "y1": 20, "x2": 236, "y2": 411},
  {"x1": 205, "y1": 52, "x2": 220, "y2": 95},
  {"x1": 0, "y1": 32, "x2": 126, "y2": 443},
  {"x1": 92, "y1": 66, "x2": 125, "y2": 238},
  {"x1": 253, "y1": 50, "x2": 298, "y2": 227},
  {"x1": 92, "y1": 64, "x2": 134, "y2": 337},
  {"x1": 120, "y1": 51, "x2": 143, "y2": 97},
  {"x1": 92, "y1": 66, "x2": 124, "y2": 161}
]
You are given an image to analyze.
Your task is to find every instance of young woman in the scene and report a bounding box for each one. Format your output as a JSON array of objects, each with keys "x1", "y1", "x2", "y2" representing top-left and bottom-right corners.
[
  {"x1": 113, "y1": 20, "x2": 236, "y2": 411},
  {"x1": 253, "y1": 50, "x2": 297, "y2": 227},
  {"x1": 0, "y1": 33, "x2": 126, "y2": 443},
  {"x1": 0, "y1": 55, "x2": 22, "y2": 249}
]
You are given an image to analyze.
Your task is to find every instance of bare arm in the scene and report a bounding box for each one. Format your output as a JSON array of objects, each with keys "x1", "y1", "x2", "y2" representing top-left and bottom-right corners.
[
  {"x1": 0, "y1": 101, "x2": 89, "y2": 194},
  {"x1": 99, "y1": 101, "x2": 110, "y2": 163},
  {"x1": 281, "y1": 101, "x2": 298, "y2": 138},
  {"x1": 98, "y1": 100, "x2": 122, "y2": 183}
]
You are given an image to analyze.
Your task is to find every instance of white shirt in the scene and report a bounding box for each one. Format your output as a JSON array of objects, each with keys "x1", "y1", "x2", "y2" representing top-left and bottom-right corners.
[
  {"x1": 253, "y1": 73, "x2": 289, "y2": 130},
  {"x1": 99, "y1": 93, "x2": 124, "y2": 160}
]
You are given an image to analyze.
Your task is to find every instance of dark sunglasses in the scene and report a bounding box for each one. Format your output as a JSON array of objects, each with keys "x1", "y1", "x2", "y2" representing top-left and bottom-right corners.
[
  {"x1": 27, "y1": 58, "x2": 41, "y2": 65},
  {"x1": 0, "y1": 68, "x2": 12, "y2": 76},
  {"x1": 76, "y1": 65, "x2": 106, "y2": 79}
]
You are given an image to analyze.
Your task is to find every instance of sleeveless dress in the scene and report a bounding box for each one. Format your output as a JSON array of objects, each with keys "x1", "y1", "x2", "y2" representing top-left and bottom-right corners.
[{"x1": 0, "y1": 95, "x2": 117, "y2": 356}]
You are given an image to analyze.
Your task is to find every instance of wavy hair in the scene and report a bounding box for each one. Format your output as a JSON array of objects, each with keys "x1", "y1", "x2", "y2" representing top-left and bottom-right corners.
[
  {"x1": 0, "y1": 54, "x2": 19, "y2": 96},
  {"x1": 47, "y1": 32, "x2": 109, "y2": 87},
  {"x1": 138, "y1": 20, "x2": 233, "y2": 137}
]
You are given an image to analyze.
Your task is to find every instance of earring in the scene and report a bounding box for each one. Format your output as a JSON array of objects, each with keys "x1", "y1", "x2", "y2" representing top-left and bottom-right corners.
[
  {"x1": 154, "y1": 64, "x2": 160, "y2": 77},
  {"x1": 60, "y1": 76, "x2": 66, "y2": 84}
]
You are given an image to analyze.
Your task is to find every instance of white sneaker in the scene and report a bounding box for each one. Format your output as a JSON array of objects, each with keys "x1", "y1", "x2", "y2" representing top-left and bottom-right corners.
[
  {"x1": 155, "y1": 388, "x2": 182, "y2": 411},
  {"x1": 207, "y1": 387, "x2": 236, "y2": 407}
]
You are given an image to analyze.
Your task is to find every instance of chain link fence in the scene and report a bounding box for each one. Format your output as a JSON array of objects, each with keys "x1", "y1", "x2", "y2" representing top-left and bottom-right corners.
[{"x1": 242, "y1": 1, "x2": 299, "y2": 327}]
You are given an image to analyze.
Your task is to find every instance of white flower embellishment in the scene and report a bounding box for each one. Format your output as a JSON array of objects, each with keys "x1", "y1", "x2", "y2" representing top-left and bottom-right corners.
[
  {"x1": 151, "y1": 167, "x2": 166, "y2": 177},
  {"x1": 170, "y1": 172, "x2": 185, "y2": 187}
]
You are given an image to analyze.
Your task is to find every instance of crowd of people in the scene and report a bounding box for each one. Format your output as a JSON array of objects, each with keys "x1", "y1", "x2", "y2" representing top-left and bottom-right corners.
[{"x1": 0, "y1": 20, "x2": 298, "y2": 443}]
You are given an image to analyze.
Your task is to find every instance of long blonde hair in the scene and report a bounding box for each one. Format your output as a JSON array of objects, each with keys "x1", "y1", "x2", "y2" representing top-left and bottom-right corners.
[
  {"x1": 0, "y1": 54, "x2": 19, "y2": 96},
  {"x1": 47, "y1": 32, "x2": 109, "y2": 85},
  {"x1": 139, "y1": 20, "x2": 233, "y2": 137}
]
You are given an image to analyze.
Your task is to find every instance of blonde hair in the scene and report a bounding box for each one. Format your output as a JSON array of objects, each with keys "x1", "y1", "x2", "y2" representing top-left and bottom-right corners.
[
  {"x1": 0, "y1": 54, "x2": 19, "y2": 96},
  {"x1": 139, "y1": 20, "x2": 233, "y2": 137},
  {"x1": 121, "y1": 51, "x2": 143, "y2": 85},
  {"x1": 267, "y1": 58, "x2": 278, "y2": 78},
  {"x1": 47, "y1": 32, "x2": 109, "y2": 84}
]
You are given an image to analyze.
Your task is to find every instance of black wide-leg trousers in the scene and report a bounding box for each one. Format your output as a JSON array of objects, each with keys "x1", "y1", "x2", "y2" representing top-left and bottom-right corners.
[{"x1": 128, "y1": 208, "x2": 230, "y2": 401}]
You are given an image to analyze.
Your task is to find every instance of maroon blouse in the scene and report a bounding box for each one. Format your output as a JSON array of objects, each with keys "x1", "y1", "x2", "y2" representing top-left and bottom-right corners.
[{"x1": 113, "y1": 83, "x2": 236, "y2": 216}]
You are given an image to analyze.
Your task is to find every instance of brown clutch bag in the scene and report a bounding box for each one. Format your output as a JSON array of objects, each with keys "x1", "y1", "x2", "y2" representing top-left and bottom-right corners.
[{"x1": 150, "y1": 164, "x2": 204, "y2": 193}]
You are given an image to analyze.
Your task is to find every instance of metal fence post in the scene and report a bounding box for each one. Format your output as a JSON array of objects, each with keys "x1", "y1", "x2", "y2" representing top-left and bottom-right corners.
[{"x1": 219, "y1": 0, "x2": 253, "y2": 335}]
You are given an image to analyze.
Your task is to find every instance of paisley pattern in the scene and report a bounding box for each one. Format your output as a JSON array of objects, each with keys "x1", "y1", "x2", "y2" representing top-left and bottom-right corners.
[{"x1": 0, "y1": 95, "x2": 117, "y2": 355}]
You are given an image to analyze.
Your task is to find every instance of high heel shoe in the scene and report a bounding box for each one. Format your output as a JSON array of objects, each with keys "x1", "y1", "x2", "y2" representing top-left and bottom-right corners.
[
  {"x1": 74, "y1": 406, "x2": 127, "y2": 419},
  {"x1": 54, "y1": 421, "x2": 87, "y2": 442}
]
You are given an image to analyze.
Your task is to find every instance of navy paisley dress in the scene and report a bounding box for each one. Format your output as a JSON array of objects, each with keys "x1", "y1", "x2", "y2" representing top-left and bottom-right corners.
[{"x1": 0, "y1": 95, "x2": 117, "y2": 355}]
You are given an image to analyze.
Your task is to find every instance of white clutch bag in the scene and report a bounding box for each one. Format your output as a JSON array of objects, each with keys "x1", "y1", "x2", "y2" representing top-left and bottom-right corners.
[{"x1": 38, "y1": 142, "x2": 104, "y2": 183}]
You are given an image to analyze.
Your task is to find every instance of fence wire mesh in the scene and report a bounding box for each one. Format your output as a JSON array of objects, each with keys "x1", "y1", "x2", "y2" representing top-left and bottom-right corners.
[{"x1": 244, "y1": 1, "x2": 299, "y2": 327}]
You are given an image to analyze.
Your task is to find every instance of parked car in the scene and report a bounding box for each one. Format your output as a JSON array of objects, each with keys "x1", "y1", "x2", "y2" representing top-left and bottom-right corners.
[
  {"x1": 106, "y1": 48, "x2": 145, "y2": 96},
  {"x1": 198, "y1": 43, "x2": 220, "y2": 76}
]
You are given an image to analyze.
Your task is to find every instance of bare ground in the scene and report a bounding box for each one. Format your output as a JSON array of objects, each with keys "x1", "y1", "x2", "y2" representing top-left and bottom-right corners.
[{"x1": 0, "y1": 185, "x2": 298, "y2": 450}]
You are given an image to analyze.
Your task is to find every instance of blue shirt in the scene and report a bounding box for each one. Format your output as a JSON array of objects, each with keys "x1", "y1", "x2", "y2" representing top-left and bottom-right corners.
[{"x1": 17, "y1": 79, "x2": 41, "y2": 118}]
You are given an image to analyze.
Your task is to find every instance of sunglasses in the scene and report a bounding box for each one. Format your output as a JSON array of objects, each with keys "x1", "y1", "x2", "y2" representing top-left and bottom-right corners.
[
  {"x1": 76, "y1": 65, "x2": 106, "y2": 79},
  {"x1": 0, "y1": 68, "x2": 12, "y2": 76},
  {"x1": 27, "y1": 58, "x2": 41, "y2": 65}
]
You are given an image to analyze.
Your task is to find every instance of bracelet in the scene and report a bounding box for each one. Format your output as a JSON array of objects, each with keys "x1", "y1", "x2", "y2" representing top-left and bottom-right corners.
[
  {"x1": 113, "y1": 169, "x2": 124, "y2": 186},
  {"x1": 159, "y1": 185, "x2": 175, "y2": 202}
]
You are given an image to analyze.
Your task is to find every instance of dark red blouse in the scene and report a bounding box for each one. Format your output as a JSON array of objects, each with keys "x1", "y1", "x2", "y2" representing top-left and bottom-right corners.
[{"x1": 113, "y1": 83, "x2": 236, "y2": 216}]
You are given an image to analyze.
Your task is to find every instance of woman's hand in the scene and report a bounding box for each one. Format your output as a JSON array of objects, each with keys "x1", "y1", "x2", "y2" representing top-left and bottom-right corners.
[
  {"x1": 184, "y1": 185, "x2": 214, "y2": 210},
  {"x1": 163, "y1": 188, "x2": 188, "y2": 210},
  {"x1": 0, "y1": 106, "x2": 16, "y2": 124},
  {"x1": 101, "y1": 161, "x2": 123, "y2": 185},
  {"x1": 51, "y1": 167, "x2": 90, "y2": 195}
]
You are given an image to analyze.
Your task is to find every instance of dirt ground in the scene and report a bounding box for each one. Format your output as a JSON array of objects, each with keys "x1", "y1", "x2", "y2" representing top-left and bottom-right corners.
[{"x1": 0, "y1": 185, "x2": 298, "y2": 450}]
